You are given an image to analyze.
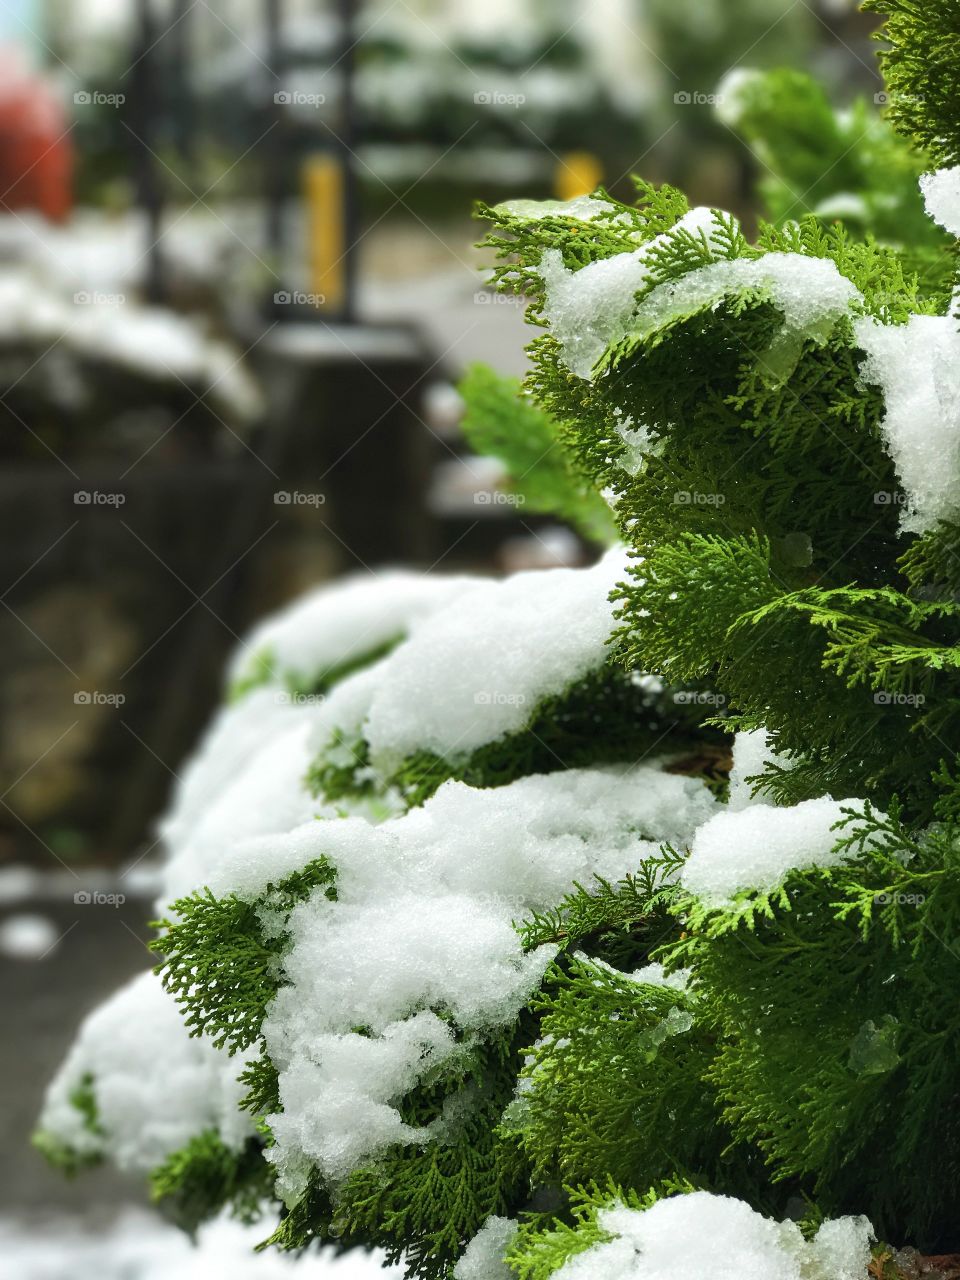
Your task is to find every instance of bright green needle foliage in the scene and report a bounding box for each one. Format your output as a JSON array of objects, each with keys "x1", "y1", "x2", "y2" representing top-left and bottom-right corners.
[
  {"x1": 263, "y1": 1030, "x2": 532, "y2": 1280},
  {"x1": 479, "y1": 176, "x2": 960, "y2": 822},
  {"x1": 506, "y1": 956, "x2": 728, "y2": 1192},
  {"x1": 151, "y1": 1131, "x2": 275, "y2": 1233},
  {"x1": 864, "y1": 0, "x2": 960, "y2": 168},
  {"x1": 457, "y1": 364, "x2": 617, "y2": 544},
  {"x1": 719, "y1": 68, "x2": 954, "y2": 292},
  {"x1": 334, "y1": 1047, "x2": 529, "y2": 1279},
  {"x1": 153, "y1": 858, "x2": 336, "y2": 1054},
  {"x1": 666, "y1": 804, "x2": 960, "y2": 1248}
]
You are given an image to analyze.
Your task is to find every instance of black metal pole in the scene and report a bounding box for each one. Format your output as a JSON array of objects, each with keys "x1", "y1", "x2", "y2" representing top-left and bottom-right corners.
[
  {"x1": 265, "y1": 0, "x2": 285, "y2": 263},
  {"x1": 167, "y1": 0, "x2": 195, "y2": 172},
  {"x1": 132, "y1": 0, "x2": 165, "y2": 304},
  {"x1": 337, "y1": 0, "x2": 360, "y2": 322}
]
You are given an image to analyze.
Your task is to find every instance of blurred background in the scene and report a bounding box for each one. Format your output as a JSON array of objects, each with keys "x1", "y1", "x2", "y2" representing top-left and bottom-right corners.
[{"x1": 0, "y1": 0, "x2": 879, "y2": 1274}]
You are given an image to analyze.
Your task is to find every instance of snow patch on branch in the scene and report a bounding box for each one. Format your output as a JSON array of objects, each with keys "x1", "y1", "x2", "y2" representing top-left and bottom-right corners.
[
  {"x1": 681, "y1": 795, "x2": 860, "y2": 904},
  {"x1": 551, "y1": 1193, "x2": 872, "y2": 1280},
  {"x1": 38, "y1": 970, "x2": 253, "y2": 1172},
  {"x1": 261, "y1": 763, "x2": 717, "y2": 1194},
  {"x1": 920, "y1": 165, "x2": 960, "y2": 237},
  {"x1": 855, "y1": 313, "x2": 960, "y2": 535}
]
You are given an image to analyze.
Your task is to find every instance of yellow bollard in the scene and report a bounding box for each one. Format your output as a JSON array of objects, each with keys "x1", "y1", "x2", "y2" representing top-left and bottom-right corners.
[
  {"x1": 555, "y1": 151, "x2": 604, "y2": 201},
  {"x1": 305, "y1": 153, "x2": 346, "y2": 313}
]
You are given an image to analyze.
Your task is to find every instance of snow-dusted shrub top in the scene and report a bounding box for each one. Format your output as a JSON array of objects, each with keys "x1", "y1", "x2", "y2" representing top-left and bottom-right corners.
[
  {"x1": 158, "y1": 690, "x2": 331, "y2": 905},
  {"x1": 39, "y1": 970, "x2": 253, "y2": 1172},
  {"x1": 262, "y1": 761, "x2": 716, "y2": 1194},
  {"x1": 531, "y1": 205, "x2": 861, "y2": 381},
  {"x1": 228, "y1": 570, "x2": 472, "y2": 695},
  {"x1": 37, "y1": 558, "x2": 885, "y2": 1271},
  {"x1": 361, "y1": 547, "x2": 629, "y2": 766}
]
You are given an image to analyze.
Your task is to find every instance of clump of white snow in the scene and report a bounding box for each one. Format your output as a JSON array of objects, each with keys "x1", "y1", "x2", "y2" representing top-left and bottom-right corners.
[
  {"x1": 855, "y1": 313, "x2": 960, "y2": 535},
  {"x1": 627, "y1": 961, "x2": 691, "y2": 992},
  {"x1": 537, "y1": 208, "x2": 723, "y2": 377},
  {"x1": 630, "y1": 254, "x2": 861, "y2": 383},
  {"x1": 713, "y1": 67, "x2": 764, "y2": 128},
  {"x1": 259, "y1": 762, "x2": 717, "y2": 1195},
  {"x1": 228, "y1": 571, "x2": 471, "y2": 695},
  {"x1": 38, "y1": 970, "x2": 253, "y2": 1172},
  {"x1": 362, "y1": 547, "x2": 630, "y2": 769},
  {"x1": 681, "y1": 795, "x2": 860, "y2": 904},
  {"x1": 161, "y1": 572, "x2": 485, "y2": 905},
  {"x1": 454, "y1": 1216, "x2": 518, "y2": 1280},
  {"x1": 551, "y1": 1193, "x2": 872, "y2": 1280},
  {"x1": 494, "y1": 195, "x2": 623, "y2": 224},
  {"x1": 158, "y1": 691, "x2": 332, "y2": 906},
  {"x1": 920, "y1": 166, "x2": 960, "y2": 237},
  {"x1": 727, "y1": 728, "x2": 790, "y2": 811}
]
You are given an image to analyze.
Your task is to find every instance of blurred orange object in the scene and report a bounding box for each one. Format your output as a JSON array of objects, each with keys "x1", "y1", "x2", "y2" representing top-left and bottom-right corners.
[
  {"x1": 555, "y1": 151, "x2": 604, "y2": 201},
  {"x1": 0, "y1": 46, "x2": 72, "y2": 223}
]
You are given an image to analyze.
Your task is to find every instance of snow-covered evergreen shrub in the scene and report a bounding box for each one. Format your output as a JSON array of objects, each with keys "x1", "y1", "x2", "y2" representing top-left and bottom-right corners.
[{"x1": 37, "y1": 4, "x2": 960, "y2": 1277}]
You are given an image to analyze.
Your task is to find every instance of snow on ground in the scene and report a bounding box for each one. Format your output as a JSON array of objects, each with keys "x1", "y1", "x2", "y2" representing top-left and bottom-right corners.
[{"x1": 0, "y1": 1209, "x2": 397, "y2": 1280}]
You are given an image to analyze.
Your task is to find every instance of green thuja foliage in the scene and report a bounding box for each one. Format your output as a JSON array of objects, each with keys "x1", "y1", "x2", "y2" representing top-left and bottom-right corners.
[
  {"x1": 309, "y1": 662, "x2": 728, "y2": 811},
  {"x1": 332, "y1": 1032, "x2": 531, "y2": 1280},
  {"x1": 864, "y1": 0, "x2": 960, "y2": 168},
  {"x1": 151, "y1": 1131, "x2": 275, "y2": 1233},
  {"x1": 480, "y1": 182, "x2": 960, "y2": 820},
  {"x1": 465, "y1": 0, "x2": 960, "y2": 1260},
  {"x1": 456, "y1": 363, "x2": 616, "y2": 544},
  {"x1": 506, "y1": 956, "x2": 724, "y2": 1192},
  {"x1": 258, "y1": 1028, "x2": 533, "y2": 1280},
  {"x1": 719, "y1": 68, "x2": 953, "y2": 291},
  {"x1": 152, "y1": 857, "x2": 336, "y2": 1054},
  {"x1": 665, "y1": 804, "x2": 960, "y2": 1248}
]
